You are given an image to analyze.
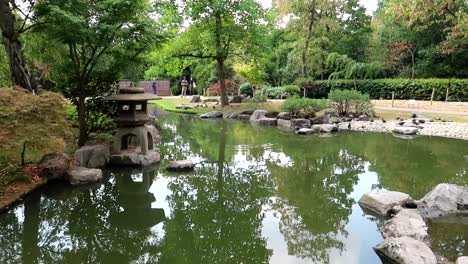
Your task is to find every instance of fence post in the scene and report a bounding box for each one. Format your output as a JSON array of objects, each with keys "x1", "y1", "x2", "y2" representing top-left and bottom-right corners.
[
  {"x1": 430, "y1": 88, "x2": 435, "y2": 105},
  {"x1": 445, "y1": 87, "x2": 449, "y2": 102},
  {"x1": 391, "y1": 92, "x2": 395, "y2": 108}
]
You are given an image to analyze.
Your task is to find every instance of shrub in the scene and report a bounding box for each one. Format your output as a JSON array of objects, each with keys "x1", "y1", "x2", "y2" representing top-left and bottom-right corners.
[
  {"x1": 302, "y1": 79, "x2": 468, "y2": 101},
  {"x1": 328, "y1": 89, "x2": 373, "y2": 116},
  {"x1": 281, "y1": 96, "x2": 329, "y2": 116},
  {"x1": 263, "y1": 86, "x2": 284, "y2": 99},
  {"x1": 250, "y1": 93, "x2": 268, "y2": 103},
  {"x1": 239, "y1": 82, "x2": 253, "y2": 96},
  {"x1": 282, "y1": 85, "x2": 301, "y2": 95}
]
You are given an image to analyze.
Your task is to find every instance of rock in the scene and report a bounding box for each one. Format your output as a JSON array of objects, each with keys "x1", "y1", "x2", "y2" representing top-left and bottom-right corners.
[
  {"x1": 418, "y1": 183, "x2": 468, "y2": 219},
  {"x1": 238, "y1": 114, "x2": 251, "y2": 120},
  {"x1": 359, "y1": 190, "x2": 413, "y2": 216},
  {"x1": 296, "y1": 127, "x2": 319, "y2": 135},
  {"x1": 74, "y1": 145, "x2": 110, "y2": 168},
  {"x1": 311, "y1": 124, "x2": 338, "y2": 133},
  {"x1": 277, "y1": 112, "x2": 292, "y2": 120},
  {"x1": 456, "y1": 257, "x2": 468, "y2": 264},
  {"x1": 190, "y1": 95, "x2": 201, "y2": 103},
  {"x1": 166, "y1": 160, "x2": 194, "y2": 171},
  {"x1": 329, "y1": 117, "x2": 341, "y2": 124},
  {"x1": 38, "y1": 153, "x2": 72, "y2": 180},
  {"x1": 277, "y1": 119, "x2": 292, "y2": 129},
  {"x1": 291, "y1": 119, "x2": 311, "y2": 129},
  {"x1": 323, "y1": 110, "x2": 339, "y2": 118},
  {"x1": 382, "y1": 209, "x2": 429, "y2": 244},
  {"x1": 458, "y1": 188, "x2": 468, "y2": 210},
  {"x1": 229, "y1": 95, "x2": 243, "y2": 104},
  {"x1": 257, "y1": 118, "x2": 277, "y2": 126},
  {"x1": 393, "y1": 126, "x2": 419, "y2": 135},
  {"x1": 374, "y1": 236, "x2": 437, "y2": 264},
  {"x1": 175, "y1": 104, "x2": 196, "y2": 110},
  {"x1": 358, "y1": 114, "x2": 371, "y2": 121},
  {"x1": 412, "y1": 113, "x2": 418, "y2": 118},
  {"x1": 265, "y1": 111, "x2": 279, "y2": 118},
  {"x1": 203, "y1": 98, "x2": 219, "y2": 104},
  {"x1": 110, "y1": 151, "x2": 160, "y2": 166},
  {"x1": 66, "y1": 166, "x2": 103, "y2": 185},
  {"x1": 310, "y1": 115, "x2": 329, "y2": 125},
  {"x1": 240, "y1": 109, "x2": 256, "y2": 115},
  {"x1": 249, "y1": 110, "x2": 268, "y2": 122},
  {"x1": 223, "y1": 111, "x2": 239, "y2": 119},
  {"x1": 200, "y1": 111, "x2": 223, "y2": 119}
]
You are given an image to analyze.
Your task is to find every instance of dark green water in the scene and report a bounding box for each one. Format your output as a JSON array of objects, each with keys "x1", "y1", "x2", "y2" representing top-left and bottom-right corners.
[{"x1": 1, "y1": 114, "x2": 468, "y2": 264}]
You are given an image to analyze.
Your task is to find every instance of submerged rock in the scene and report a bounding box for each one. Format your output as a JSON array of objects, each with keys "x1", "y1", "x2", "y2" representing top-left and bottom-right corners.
[
  {"x1": 382, "y1": 209, "x2": 429, "y2": 244},
  {"x1": 166, "y1": 160, "x2": 194, "y2": 171},
  {"x1": 39, "y1": 153, "x2": 72, "y2": 180},
  {"x1": 200, "y1": 111, "x2": 223, "y2": 119},
  {"x1": 359, "y1": 190, "x2": 413, "y2": 216},
  {"x1": 311, "y1": 124, "x2": 338, "y2": 133},
  {"x1": 418, "y1": 183, "x2": 468, "y2": 219},
  {"x1": 74, "y1": 145, "x2": 110, "y2": 168},
  {"x1": 296, "y1": 127, "x2": 319, "y2": 135},
  {"x1": 374, "y1": 236, "x2": 437, "y2": 264},
  {"x1": 66, "y1": 167, "x2": 103, "y2": 186},
  {"x1": 393, "y1": 126, "x2": 419, "y2": 135}
]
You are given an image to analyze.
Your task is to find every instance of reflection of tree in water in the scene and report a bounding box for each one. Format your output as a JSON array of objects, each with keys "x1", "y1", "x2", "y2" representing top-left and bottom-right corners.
[
  {"x1": 428, "y1": 221, "x2": 468, "y2": 261},
  {"x1": 158, "y1": 121, "x2": 274, "y2": 264},
  {"x1": 270, "y1": 149, "x2": 364, "y2": 264},
  {"x1": 0, "y1": 167, "x2": 165, "y2": 264}
]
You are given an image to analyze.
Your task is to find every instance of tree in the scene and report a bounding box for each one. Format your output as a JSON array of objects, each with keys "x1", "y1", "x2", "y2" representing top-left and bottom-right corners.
[
  {"x1": 0, "y1": 0, "x2": 37, "y2": 92},
  {"x1": 163, "y1": 0, "x2": 266, "y2": 106},
  {"x1": 33, "y1": 0, "x2": 163, "y2": 146}
]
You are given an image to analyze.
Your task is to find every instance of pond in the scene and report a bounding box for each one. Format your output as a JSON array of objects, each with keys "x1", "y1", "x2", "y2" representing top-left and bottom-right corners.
[{"x1": 1, "y1": 114, "x2": 468, "y2": 264}]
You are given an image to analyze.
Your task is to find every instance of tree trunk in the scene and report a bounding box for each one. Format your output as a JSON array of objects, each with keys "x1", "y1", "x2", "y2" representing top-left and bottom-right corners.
[
  {"x1": 214, "y1": 12, "x2": 228, "y2": 106},
  {"x1": 302, "y1": 1, "x2": 316, "y2": 78},
  {"x1": 78, "y1": 95, "x2": 87, "y2": 146},
  {"x1": 0, "y1": 1, "x2": 37, "y2": 92}
]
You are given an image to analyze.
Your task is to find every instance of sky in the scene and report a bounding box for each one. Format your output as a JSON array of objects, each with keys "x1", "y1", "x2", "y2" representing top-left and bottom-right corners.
[{"x1": 258, "y1": 0, "x2": 379, "y2": 15}]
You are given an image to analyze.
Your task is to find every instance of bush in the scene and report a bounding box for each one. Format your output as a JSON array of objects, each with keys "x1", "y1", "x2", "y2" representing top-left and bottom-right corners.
[
  {"x1": 281, "y1": 96, "x2": 329, "y2": 116},
  {"x1": 263, "y1": 86, "x2": 284, "y2": 99},
  {"x1": 328, "y1": 89, "x2": 373, "y2": 116},
  {"x1": 303, "y1": 79, "x2": 468, "y2": 101},
  {"x1": 282, "y1": 85, "x2": 301, "y2": 95},
  {"x1": 239, "y1": 82, "x2": 253, "y2": 96}
]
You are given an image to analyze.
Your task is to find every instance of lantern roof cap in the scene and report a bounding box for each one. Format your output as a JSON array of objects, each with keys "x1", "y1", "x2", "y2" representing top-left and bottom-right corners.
[{"x1": 106, "y1": 87, "x2": 161, "y2": 101}]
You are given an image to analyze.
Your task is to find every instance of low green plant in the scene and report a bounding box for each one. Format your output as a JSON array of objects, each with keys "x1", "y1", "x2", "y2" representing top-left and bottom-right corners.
[
  {"x1": 281, "y1": 96, "x2": 329, "y2": 116},
  {"x1": 282, "y1": 85, "x2": 301, "y2": 95},
  {"x1": 239, "y1": 82, "x2": 253, "y2": 96},
  {"x1": 328, "y1": 89, "x2": 373, "y2": 116}
]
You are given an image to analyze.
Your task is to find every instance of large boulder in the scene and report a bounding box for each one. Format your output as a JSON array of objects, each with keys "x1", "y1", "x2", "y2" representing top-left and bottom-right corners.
[
  {"x1": 166, "y1": 160, "x2": 194, "y2": 172},
  {"x1": 381, "y1": 209, "x2": 429, "y2": 244},
  {"x1": 229, "y1": 95, "x2": 243, "y2": 104},
  {"x1": 374, "y1": 236, "x2": 437, "y2": 264},
  {"x1": 277, "y1": 119, "x2": 292, "y2": 129},
  {"x1": 66, "y1": 167, "x2": 103, "y2": 185},
  {"x1": 38, "y1": 153, "x2": 72, "y2": 180},
  {"x1": 240, "y1": 109, "x2": 256, "y2": 115},
  {"x1": 393, "y1": 126, "x2": 419, "y2": 135},
  {"x1": 200, "y1": 111, "x2": 223, "y2": 119},
  {"x1": 418, "y1": 183, "x2": 468, "y2": 219},
  {"x1": 238, "y1": 114, "x2": 251, "y2": 120},
  {"x1": 249, "y1": 110, "x2": 268, "y2": 122},
  {"x1": 457, "y1": 257, "x2": 468, "y2": 264},
  {"x1": 311, "y1": 124, "x2": 338, "y2": 133},
  {"x1": 249, "y1": 110, "x2": 276, "y2": 126},
  {"x1": 190, "y1": 95, "x2": 201, "y2": 103},
  {"x1": 310, "y1": 115, "x2": 330, "y2": 125},
  {"x1": 257, "y1": 118, "x2": 277, "y2": 126},
  {"x1": 74, "y1": 145, "x2": 110, "y2": 168},
  {"x1": 277, "y1": 112, "x2": 292, "y2": 120},
  {"x1": 224, "y1": 111, "x2": 239, "y2": 119},
  {"x1": 359, "y1": 190, "x2": 414, "y2": 216},
  {"x1": 291, "y1": 119, "x2": 311, "y2": 130}
]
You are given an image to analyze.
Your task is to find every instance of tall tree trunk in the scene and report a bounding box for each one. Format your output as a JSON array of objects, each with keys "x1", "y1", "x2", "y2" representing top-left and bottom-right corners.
[
  {"x1": 0, "y1": 1, "x2": 37, "y2": 92},
  {"x1": 302, "y1": 1, "x2": 316, "y2": 78},
  {"x1": 214, "y1": 12, "x2": 228, "y2": 106},
  {"x1": 78, "y1": 94, "x2": 87, "y2": 146}
]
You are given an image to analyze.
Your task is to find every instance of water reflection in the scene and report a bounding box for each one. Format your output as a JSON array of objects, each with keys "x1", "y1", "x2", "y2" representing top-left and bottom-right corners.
[{"x1": 0, "y1": 114, "x2": 467, "y2": 264}]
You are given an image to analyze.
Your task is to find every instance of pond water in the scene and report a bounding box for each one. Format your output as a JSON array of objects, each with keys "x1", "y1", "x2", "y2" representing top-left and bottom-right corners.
[{"x1": 1, "y1": 114, "x2": 468, "y2": 264}]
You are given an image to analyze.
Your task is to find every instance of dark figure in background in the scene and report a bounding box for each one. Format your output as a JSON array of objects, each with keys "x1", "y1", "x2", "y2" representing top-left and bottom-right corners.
[{"x1": 152, "y1": 81, "x2": 157, "y2": 95}]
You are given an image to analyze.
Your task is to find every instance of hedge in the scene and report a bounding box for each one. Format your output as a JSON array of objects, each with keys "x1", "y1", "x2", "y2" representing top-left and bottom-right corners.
[{"x1": 303, "y1": 79, "x2": 468, "y2": 101}]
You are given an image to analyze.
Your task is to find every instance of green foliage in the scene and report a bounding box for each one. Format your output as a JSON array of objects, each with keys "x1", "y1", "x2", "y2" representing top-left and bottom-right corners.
[
  {"x1": 282, "y1": 85, "x2": 301, "y2": 95},
  {"x1": 0, "y1": 48, "x2": 11, "y2": 88},
  {"x1": 305, "y1": 79, "x2": 468, "y2": 101},
  {"x1": 328, "y1": 89, "x2": 373, "y2": 116},
  {"x1": 263, "y1": 86, "x2": 284, "y2": 99},
  {"x1": 239, "y1": 82, "x2": 253, "y2": 96},
  {"x1": 280, "y1": 96, "x2": 329, "y2": 116}
]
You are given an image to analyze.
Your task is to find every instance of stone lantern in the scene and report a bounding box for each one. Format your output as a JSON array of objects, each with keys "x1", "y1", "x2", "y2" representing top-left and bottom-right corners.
[{"x1": 106, "y1": 87, "x2": 161, "y2": 166}]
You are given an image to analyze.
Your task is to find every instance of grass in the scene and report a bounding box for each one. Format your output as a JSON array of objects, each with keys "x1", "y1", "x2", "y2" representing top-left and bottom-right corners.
[{"x1": 150, "y1": 97, "x2": 282, "y2": 114}]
